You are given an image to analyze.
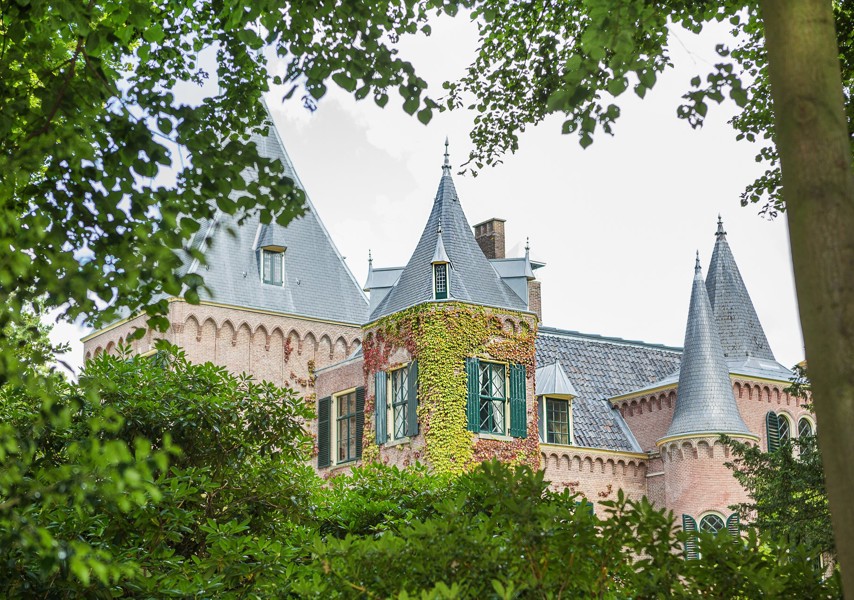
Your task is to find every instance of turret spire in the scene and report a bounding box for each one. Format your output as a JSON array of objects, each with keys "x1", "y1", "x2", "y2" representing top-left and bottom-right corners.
[
  {"x1": 662, "y1": 255, "x2": 751, "y2": 440},
  {"x1": 706, "y1": 216, "x2": 775, "y2": 360}
]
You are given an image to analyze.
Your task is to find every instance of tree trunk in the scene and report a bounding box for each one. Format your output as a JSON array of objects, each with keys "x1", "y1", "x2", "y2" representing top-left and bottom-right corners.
[{"x1": 759, "y1": 0, "x2": 854, "y2": 593}]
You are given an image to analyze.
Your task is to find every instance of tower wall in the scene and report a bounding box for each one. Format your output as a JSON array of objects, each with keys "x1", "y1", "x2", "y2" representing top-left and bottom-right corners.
[{"x1": 659, "y1": 436, "x2": 750, "y2": 519}]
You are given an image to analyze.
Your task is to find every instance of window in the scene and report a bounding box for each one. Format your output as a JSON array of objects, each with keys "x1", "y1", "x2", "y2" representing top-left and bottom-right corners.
[
  {"x1": 544, "y1": 398, "x2": 571, "y2": 445},
  {"x1": 391, "y1": 367, "x2": 409, "y2": 439},
  {"x1": 374, "y1": 362, "x2": 418, "y2": 444},
  {"x1": 316, "y1": 387, "x2": 365, "y2": 469},
  {"x1": 465, "y1": 358, "x2": 527, "y2": 438},
  {"x1": 262, "y1": 249, "x2": 284, "y2": 285},
  {"x1": 434, "y1": 263, "x2": 448, "y2": 300},
  {"x1": 479, "y1": 361, "x2": 506, "y2": 434},
  {"x1": 798, "y1": 417, "x2": 814, "y2": 438},
  {"x1": 683, "y1": 512, "x2": 740, "y2": 559},
  {"x1": 337, "y1": 391, "x2": 358, "y2": 463},
  {"x1": 699, "y1": 514, "x2": 725, "y2": 535}
]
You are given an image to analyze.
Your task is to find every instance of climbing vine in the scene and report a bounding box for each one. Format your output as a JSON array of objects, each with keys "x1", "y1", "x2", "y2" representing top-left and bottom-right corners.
[{"x1": 362, "y1": 303, "x2": 538, "y2": 475}]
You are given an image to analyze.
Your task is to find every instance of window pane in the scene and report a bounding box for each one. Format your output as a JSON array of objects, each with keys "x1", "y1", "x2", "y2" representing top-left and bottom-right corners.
[
  {"x1": 491, "y1": 364, "x2": 505, "y2": 398},
  {"x1": 798, "y1": 418, "x2": 813, "y2": 438},
  {"x1": 338, "y1": 420, "x2": 348, "y2": 461},
  {"x1": 699, "y1": 514, "x2": 725, "y2": 535},
  {"x1": 547, "y1": 398, "x2": 570, "y2": 445},
  {"x1": 394, "y1": 404, "x2": 406, "y2": 438},
  {"x1": 348, "y1": 415, "x2": 357, "y2": 459},
  {"x1": 778, "y1": 415, "x2": 791, "y2": 443},
  {"x1": 479, "y1": 398, "x2": 492, "y2": 432},
  {"x1": 491, "y1": 399, "x2": 504, "y2": 433},
  {"x1": 479, "y1": 364, "x2": 490, "y2": 396}
]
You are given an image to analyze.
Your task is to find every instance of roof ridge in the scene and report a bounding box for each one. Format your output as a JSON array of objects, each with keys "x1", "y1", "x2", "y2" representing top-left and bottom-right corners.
[{"x1": 537, "y1": 326, "x2": 683, "y2": 353}]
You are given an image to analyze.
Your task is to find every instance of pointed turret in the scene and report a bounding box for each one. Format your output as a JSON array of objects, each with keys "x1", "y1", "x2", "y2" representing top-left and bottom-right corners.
[
  {"x1": 369, "y1": 140, "x2": 528, "y2": 320},
  {"x1": 663, "y1": 253, "x2": 751, "y2": 440},
  {"x1": 705, "y1": 216, "x2": 775, "y2": 360}
]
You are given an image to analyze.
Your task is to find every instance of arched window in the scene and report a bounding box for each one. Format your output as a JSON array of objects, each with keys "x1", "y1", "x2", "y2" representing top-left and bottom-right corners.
[
  {"x1": 798, "y1": 417, "x2": 814, "y2": 438},
  {"x1": 699, "y1": 514, "x2": 725, "y2": 535}
]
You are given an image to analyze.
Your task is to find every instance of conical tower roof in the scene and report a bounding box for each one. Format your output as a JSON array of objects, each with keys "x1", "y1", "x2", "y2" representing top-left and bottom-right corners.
[
  {"x1": 180, "y1": 102, "x2": 368, "y2": 324},
  {"x1": 705, "y1": 217, "x2": 775, "y2": 360},
  {"x1": 663, "y1": 254, "x2": 751, "y2": 440},
  {"x1": 369, "y1": 143, "x2": 528, "y2": 321}
]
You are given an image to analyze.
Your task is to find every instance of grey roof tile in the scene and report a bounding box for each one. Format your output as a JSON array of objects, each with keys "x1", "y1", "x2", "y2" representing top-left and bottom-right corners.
[
  {"x1": 665, "y1": 256, "x2": 751, "y2": 439},
  {"x1": 182, "y1": 110, "x2": 368, "y2": 324},
  {"x1": 536, "y1": 327, "x2": 682, "y2": 451},
  {"x1": 706, "y1": 217, "x2": 775, "y2": 360},
  {"x1": 370, "y1": 168, "x2": 529, "y2": 321}
]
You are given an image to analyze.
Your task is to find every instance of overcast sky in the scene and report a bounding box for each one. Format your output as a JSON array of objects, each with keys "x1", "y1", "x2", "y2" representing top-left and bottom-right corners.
[{"x1": 52, "y1": 14, "x2": 804, "y2": 372}]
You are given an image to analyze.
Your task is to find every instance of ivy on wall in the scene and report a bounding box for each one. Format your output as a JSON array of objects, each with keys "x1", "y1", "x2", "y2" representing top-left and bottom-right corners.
[{"x1": 362, "y1": 303, "x2": 539, "y2": 475}]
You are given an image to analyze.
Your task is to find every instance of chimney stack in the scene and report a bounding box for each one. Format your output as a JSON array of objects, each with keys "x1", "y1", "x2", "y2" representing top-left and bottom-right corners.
[{"x1": 473, "y1": 218, "x2": 506, "y2": 259}]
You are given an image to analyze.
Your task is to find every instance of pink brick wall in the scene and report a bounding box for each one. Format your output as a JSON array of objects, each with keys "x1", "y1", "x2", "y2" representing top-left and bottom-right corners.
[
  {"x1": 540, "y1": 446, "x2": 648, "y2": 516},
  {"x1": 615, "y1": 387, "x2": 678, "y2": 452}
]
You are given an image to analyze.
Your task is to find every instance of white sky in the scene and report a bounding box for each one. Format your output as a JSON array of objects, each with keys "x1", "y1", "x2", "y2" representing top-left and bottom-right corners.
[{"x1": 51, "y1": 14, "x2": 804, "y2": 373}]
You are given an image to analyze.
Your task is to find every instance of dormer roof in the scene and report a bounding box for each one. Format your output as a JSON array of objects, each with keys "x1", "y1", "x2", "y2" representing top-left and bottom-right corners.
[{"x1": 536, "y1": 361, "x2": 578, "y2": 398}]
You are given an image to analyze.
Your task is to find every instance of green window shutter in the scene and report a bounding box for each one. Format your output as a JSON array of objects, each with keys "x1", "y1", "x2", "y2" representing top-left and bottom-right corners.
[
  {"x1": 509, "y1": 363, "x2": 527, "y2": 438},
  {"x1": 374, "y1": 371, "x2": 388, "y2": 445},
  {"x1": 726, "y1": 512, "x2": 740, "y2": 538},
  {"x1": 406, "y1": 360, "x2": 419, "y2": 437},
  {"x1": 682, "y1": 515, "x2": 699, "y2": 560},
  {"x1": 575, "y1": 500, "x2": 595, "y2": 516},
  {"x1": 355, "y1": 387, "x2": 365, "y2": 459},
  {"x1": 465, "y1": 357, "x2": 479, "y2": 432},
  {"x1": 537, "y1": 397, "x2": 545, "y2": 442},
  {"x1": 766, "y1": 411, "x2": 781, "y2": 452},
  {"x1": 317, "y1": 396, "x2": 331, "y2": 469}
]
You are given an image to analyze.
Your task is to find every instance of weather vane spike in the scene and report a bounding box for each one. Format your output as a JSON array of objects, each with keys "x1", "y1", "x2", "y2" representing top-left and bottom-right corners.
[
  {"x1": 368, "y1": 249, "x2": 372, "y2": 264},
  {"x1": 716, "y1": 214, "x2": 727, "y2": 237},
  {"x1": 695, "y1": 250, "x2": 701, "y2": 272},
  {"x1": 525, "y1": 237, "x2": 530, "y2": 252},
  {"x1": 442, "y1": 136, "x2": 450, "y2": 173}
]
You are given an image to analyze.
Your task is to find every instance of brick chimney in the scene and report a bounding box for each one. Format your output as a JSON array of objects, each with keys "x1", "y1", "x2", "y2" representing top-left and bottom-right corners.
[{"x1": 473, "y1": 218, "x2": 506, "y2": 259}]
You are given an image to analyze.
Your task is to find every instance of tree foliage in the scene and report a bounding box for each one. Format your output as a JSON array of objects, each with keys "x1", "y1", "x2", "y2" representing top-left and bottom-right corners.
[
  {"x1": 443, "y1": 1, "x2": 853, "y2": 217},
  {"x1": 725, "y1": 367, "x2": 833, "y2": 562},
  {"x1": 0, "y1": 0, "x2": 443, "y2": 387},
  {"x1": 0, "y1": 345, "x2": 316, "y2": 597}
]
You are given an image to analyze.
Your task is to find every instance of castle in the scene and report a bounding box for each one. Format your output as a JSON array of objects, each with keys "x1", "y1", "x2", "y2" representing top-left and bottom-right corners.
[{"x1": 82, "y1": 113, "x2": 812, "y2": 539}]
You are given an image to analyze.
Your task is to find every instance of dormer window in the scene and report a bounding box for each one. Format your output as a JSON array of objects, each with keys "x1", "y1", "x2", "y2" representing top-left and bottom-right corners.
[
  {"x1": 261, "y1": 247, "x2": 284, "y2": 286},
  {"x1": 434, "y1": 263, "x2": 448, "y2": 300}
]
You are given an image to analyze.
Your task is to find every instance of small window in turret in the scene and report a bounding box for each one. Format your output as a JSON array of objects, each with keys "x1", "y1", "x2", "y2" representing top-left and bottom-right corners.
[
  {"x1": 262, "y1": 248, "x2": 284, "y2": 286},
  {"x1": 434, "y1": 263, "x2": 448, "y2": 300}
]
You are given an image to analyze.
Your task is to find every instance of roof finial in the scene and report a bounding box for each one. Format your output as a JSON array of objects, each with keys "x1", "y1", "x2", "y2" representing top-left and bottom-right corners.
[
  {"x1": 716, "y1": 214, "x2": 727, "y2": 238},
  {"x1": 525, "y1": 237, "x2": 530, "y2": 254},
  {"x1": 695, "y1": 250, "x2": 702, "y2": 277},
  {"x1": 368, "y1": 249, "x2": 373, "y2": 266},
  {"x1": 437, "y1": 224, "x2": 443, "y2": 236},
  {"x1": 442, "y1": 136, "x2": 451, "y2": 174}
]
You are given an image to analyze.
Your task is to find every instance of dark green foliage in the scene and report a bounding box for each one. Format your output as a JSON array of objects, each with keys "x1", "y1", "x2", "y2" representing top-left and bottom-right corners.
[
  {"x1": 0, "y1": 344, "x2": 316, "y2": 597},
  {"x1": 726, "y1": 433, "x2": 833, "y2": 563},
  {"x1": 300, "y1": 461, "x2": 840, "y2": 599}
]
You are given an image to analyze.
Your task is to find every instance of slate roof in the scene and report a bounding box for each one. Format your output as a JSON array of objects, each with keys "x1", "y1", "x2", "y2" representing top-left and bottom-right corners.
[
  {"x1": 181, "y1": 108, "x2": 368, "y2": 325},
  {"x1": 664, "y1": 256, "x2": 751, "y2": 439},
  {"x1": 536, "y1": 326, "x2": 682, "y2": 451},
  {"x1": 706, "y1": 217, "x2": 775, "y2": 361},
  {"x1": 369, "y1": 158, "x2": 529, "y2": 321}
]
